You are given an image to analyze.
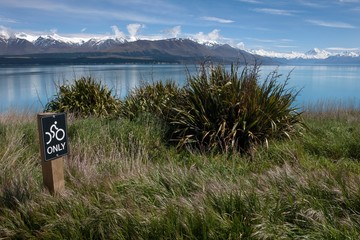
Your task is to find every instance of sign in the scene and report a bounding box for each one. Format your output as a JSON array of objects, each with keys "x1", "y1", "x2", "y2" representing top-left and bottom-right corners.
[{"x1": 39, "y1": 113, "x2": 68, "y2": 161}]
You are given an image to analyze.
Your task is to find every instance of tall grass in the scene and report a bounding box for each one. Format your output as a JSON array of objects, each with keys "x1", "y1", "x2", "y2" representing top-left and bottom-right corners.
[
  {"x1": 1, "y1": 110, "x2": 360, "y2": 239},
  {"x1": 302, "y1": 99, "x2": 360, "y2": 120}
]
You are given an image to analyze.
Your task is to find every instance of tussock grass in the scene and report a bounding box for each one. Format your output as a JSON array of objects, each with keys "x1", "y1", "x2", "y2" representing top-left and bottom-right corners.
[
  {"x1": 1, "y1": 109, "x2": 360, "y2": 239},
  {"x1": 45, "y1": 76, "x2": 121, "y2": 117},
  {"x1": 168, "y1": 64, "x2": 302, "y2": 153}
]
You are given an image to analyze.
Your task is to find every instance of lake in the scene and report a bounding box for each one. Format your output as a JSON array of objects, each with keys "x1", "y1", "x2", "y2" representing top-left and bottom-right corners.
[{"x1": 1, "y1": 64, "x2": 360, "y2": 113}]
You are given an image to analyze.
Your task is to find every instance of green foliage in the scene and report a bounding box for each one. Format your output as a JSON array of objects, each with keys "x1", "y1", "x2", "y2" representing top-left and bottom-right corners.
[
  {"x1": 1, "y1": 113, "x2": 360, "y2": 238},
  {"x1": 45, "y1": 76, "x2": 120, "y2": 117},
  {"x1": 302, "y1": 118, "x2": 360, "y2": 161},
  {"x1": 121, "y1": 80, "x2": 184, "y2": 120},
  {"x1": 44, "y1": 64, "x2": 301, "y2": 153},
  {"x1": 169, "y1": 64, "x2": 302, "y2": 153},
  {"x1": 0, "y1": 175, "x2": 31, "y2": 210}
]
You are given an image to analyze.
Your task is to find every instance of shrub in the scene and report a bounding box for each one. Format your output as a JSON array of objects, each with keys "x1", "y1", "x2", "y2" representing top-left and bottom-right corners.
[
  {"x1": 168, "y1": 64, "x2": 302, "y2": 153},
  {"x1": 121, "y1": 80, "x2": 184, "y2": 120},
  {"x1": 45, "y1": 76, "x2": 120, "y2": 117}
]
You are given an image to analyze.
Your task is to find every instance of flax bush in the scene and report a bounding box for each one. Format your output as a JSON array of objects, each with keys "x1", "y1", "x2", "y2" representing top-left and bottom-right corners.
[
  {"x1": 121, "y1": 80, "x2": 184, "y2": 120},
  {"x1": 45, "y1": 76, "x2": 120, "y2": 117},
  {"x1": 169, "y1": 64, "x2": 302, "y2": 153}
]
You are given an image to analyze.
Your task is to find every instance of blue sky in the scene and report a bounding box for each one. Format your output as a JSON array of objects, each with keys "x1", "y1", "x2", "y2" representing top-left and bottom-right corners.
[{"x1": 0, "y1": 0, "x2": 359, "y2": 52}]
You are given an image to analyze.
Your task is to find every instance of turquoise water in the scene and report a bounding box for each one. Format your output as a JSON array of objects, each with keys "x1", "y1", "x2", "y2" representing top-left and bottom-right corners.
[{"x1": 1, "y1": 64, "x2": 360, "y2": 112}]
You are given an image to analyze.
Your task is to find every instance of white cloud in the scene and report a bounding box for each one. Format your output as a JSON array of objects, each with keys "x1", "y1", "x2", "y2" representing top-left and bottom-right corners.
[
  {"x1": 339, "y1": 0, "x2": 359, "y2": 3},
  {"x1": 111, "y1": 25, "x2": 126, "y2": 39},
  {"x1": 0, "y1": 25, "x2": 15, "y2": 38},
  {"x1": 0, "y1": 0, "x2": 179, "y2": 25},
  {"x1": 127, "y1": 23, "x2": 143, "y2": 41},
  {"x1": 307, "y1": 19, "x2": 356, "y2": 29},
  {"x1": 81, "y1": 28, "x2": 87, "y2": 33},
  {"x1": 275, "y1": 45, "x2": 298, "y2": 49},
  {"x1": 194, "y1": 29, "x2": 222, "y2": 43},
  {"x1": 326, "y1": 47, "x2": 359, "y2": 51},
  {"x1": 208, "y1": 29, "x2": 221, "y2": 40},
  {"x1": 238, "y1": 0, "x2": 261, "y2": 3},
  {"x1": 236, "y1": 42, "x2": 246, "y2": 50},
  {"x1": 168, "y1": 25, "x2": 181, "y2": 38},
  {"x1": 254, "y1": 8, "x2": 296, "y2": 16},
  {"x1": 247, "y1": 37, "x2": 279, "y2": 43},
  {"x1": 0, "y1": 0, "x2": 66, "y2": 12},
  {"x1": 0, "y1": 16, "x2": 17, "y2": 23},
  {"x1": 201, "y1": 16, "x2": 234, "y2": 24},
  {"x1": 297, "y1": 0, "x2": 325, "y2": 8}
]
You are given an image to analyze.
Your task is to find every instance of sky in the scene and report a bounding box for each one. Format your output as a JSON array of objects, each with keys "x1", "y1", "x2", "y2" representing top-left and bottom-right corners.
[{"x1": 0, "y1": 0, "x2": 359, "y2": 53}]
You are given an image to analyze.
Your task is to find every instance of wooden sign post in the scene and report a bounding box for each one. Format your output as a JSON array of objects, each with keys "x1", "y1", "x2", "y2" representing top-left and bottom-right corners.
[{"x1": 37, "y1": 113, "x2": 68, "y2": 194}]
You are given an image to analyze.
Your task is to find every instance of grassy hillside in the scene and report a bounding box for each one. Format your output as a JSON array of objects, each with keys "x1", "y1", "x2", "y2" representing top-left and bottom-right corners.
[{"x1": 1, "y1": 108, "x2": 360, "y2": 239}]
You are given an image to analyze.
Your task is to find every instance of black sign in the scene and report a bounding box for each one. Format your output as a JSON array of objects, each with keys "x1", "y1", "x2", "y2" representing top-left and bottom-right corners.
[{"x1": 40, "y1": 113, "x2": 68, "y2": 161}]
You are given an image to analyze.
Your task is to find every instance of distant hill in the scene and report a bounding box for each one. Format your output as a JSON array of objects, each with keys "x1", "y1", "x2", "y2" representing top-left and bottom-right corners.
[
  {"x1": 1, "y1": 33, "x2": 359, "y2": 65},
  {"x1": 0, "y1": 35, "x2": 272, "y2": 65}
]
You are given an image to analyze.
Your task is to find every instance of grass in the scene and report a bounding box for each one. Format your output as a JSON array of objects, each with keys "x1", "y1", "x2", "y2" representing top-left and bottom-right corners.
[
  {"x1": 46, "y1": 65, "x2": 302, "y2": 154},
  {"x1": 1, "y1": 108, "x2": 360, "y2": 239}
]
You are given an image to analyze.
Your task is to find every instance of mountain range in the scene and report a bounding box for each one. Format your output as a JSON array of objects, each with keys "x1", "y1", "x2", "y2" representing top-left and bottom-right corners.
[
  {"x1": 250, "y1": 48, "x2": 360, "y2": 65},
  {"x1": 0, "y1": 33, "x2": 359, "y2": 65}
]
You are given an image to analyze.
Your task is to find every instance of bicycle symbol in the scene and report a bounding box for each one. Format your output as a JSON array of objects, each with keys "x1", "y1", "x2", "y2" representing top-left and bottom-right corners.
[{"x1": 45, "y1": 121, "x2": 65, "y2": 145}]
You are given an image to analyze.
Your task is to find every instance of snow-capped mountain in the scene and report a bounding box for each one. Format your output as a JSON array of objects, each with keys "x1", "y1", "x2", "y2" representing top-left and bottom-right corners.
[
  {"x1": 1, "y1": 29, "x2": 223, "y2": 50},
  {"x1": 82, "y1": 37, "x2": 127, "y2": 51},
  {"x1": 1, "y1": 30, "x2": 127, "y2": 47},
  {"x1": 0, "y1": 32, "x2": 259, "y2": 65},
  {"x1": 188, "y1": 37, "x2": 219, "y2": 47},
  {"x1": 0, "y1": 30, "x2": 359, "y2": 65},
  {"x1": 250, "y1": 48, "x2": 360, "y2": 60},
  {"x1": 15, "y1": 32, "x2": 45, "y2": 43},
  {"x1": 0, "y1": 32, "x2": 132, "y2": 55},
  {"x1": 34, "y1": 36, "x2": 70, "y2": 48}
]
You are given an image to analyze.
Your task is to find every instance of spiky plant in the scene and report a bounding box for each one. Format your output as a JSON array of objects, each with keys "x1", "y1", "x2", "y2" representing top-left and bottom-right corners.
[
  {"x1": 45, "y1": 76, "x2": 120, "y2": 117},
  {"x1": 169, "y1": 64, "x2": 302, "y2": 153},
  {"x1": 121, "y1": 80, "x2": 184, "y2": 120}
]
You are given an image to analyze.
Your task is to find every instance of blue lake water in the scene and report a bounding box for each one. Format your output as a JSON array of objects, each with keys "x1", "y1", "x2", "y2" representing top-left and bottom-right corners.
[{"x1": 0, "y1": 64, "x2": 360, "y2": 112}]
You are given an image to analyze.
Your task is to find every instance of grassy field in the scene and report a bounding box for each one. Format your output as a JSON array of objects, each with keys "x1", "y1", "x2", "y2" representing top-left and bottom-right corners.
[{"x1": 1, "y1": 107, "x2": 360, "y2": 239}]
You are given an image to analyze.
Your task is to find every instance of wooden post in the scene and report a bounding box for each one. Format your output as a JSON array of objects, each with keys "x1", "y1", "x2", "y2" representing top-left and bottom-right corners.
[
  {"x1": 41, "y1": 157, "x2": 65, "y2": 194},
  {"x1": 37, "y1": 113, "x2": 67, "y2": 194}
]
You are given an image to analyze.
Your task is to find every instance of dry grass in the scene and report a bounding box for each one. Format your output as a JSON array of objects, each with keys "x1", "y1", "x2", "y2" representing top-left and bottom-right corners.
[
  {"x1": 302, "y1": 99, "x2": 360, "y2": 121},
  {"x1": 0, "y1": 111, "x2": 36, "y2": 124},
  {"x1": 1, "y1": 111, "x2": 360, "y2": 239}
]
